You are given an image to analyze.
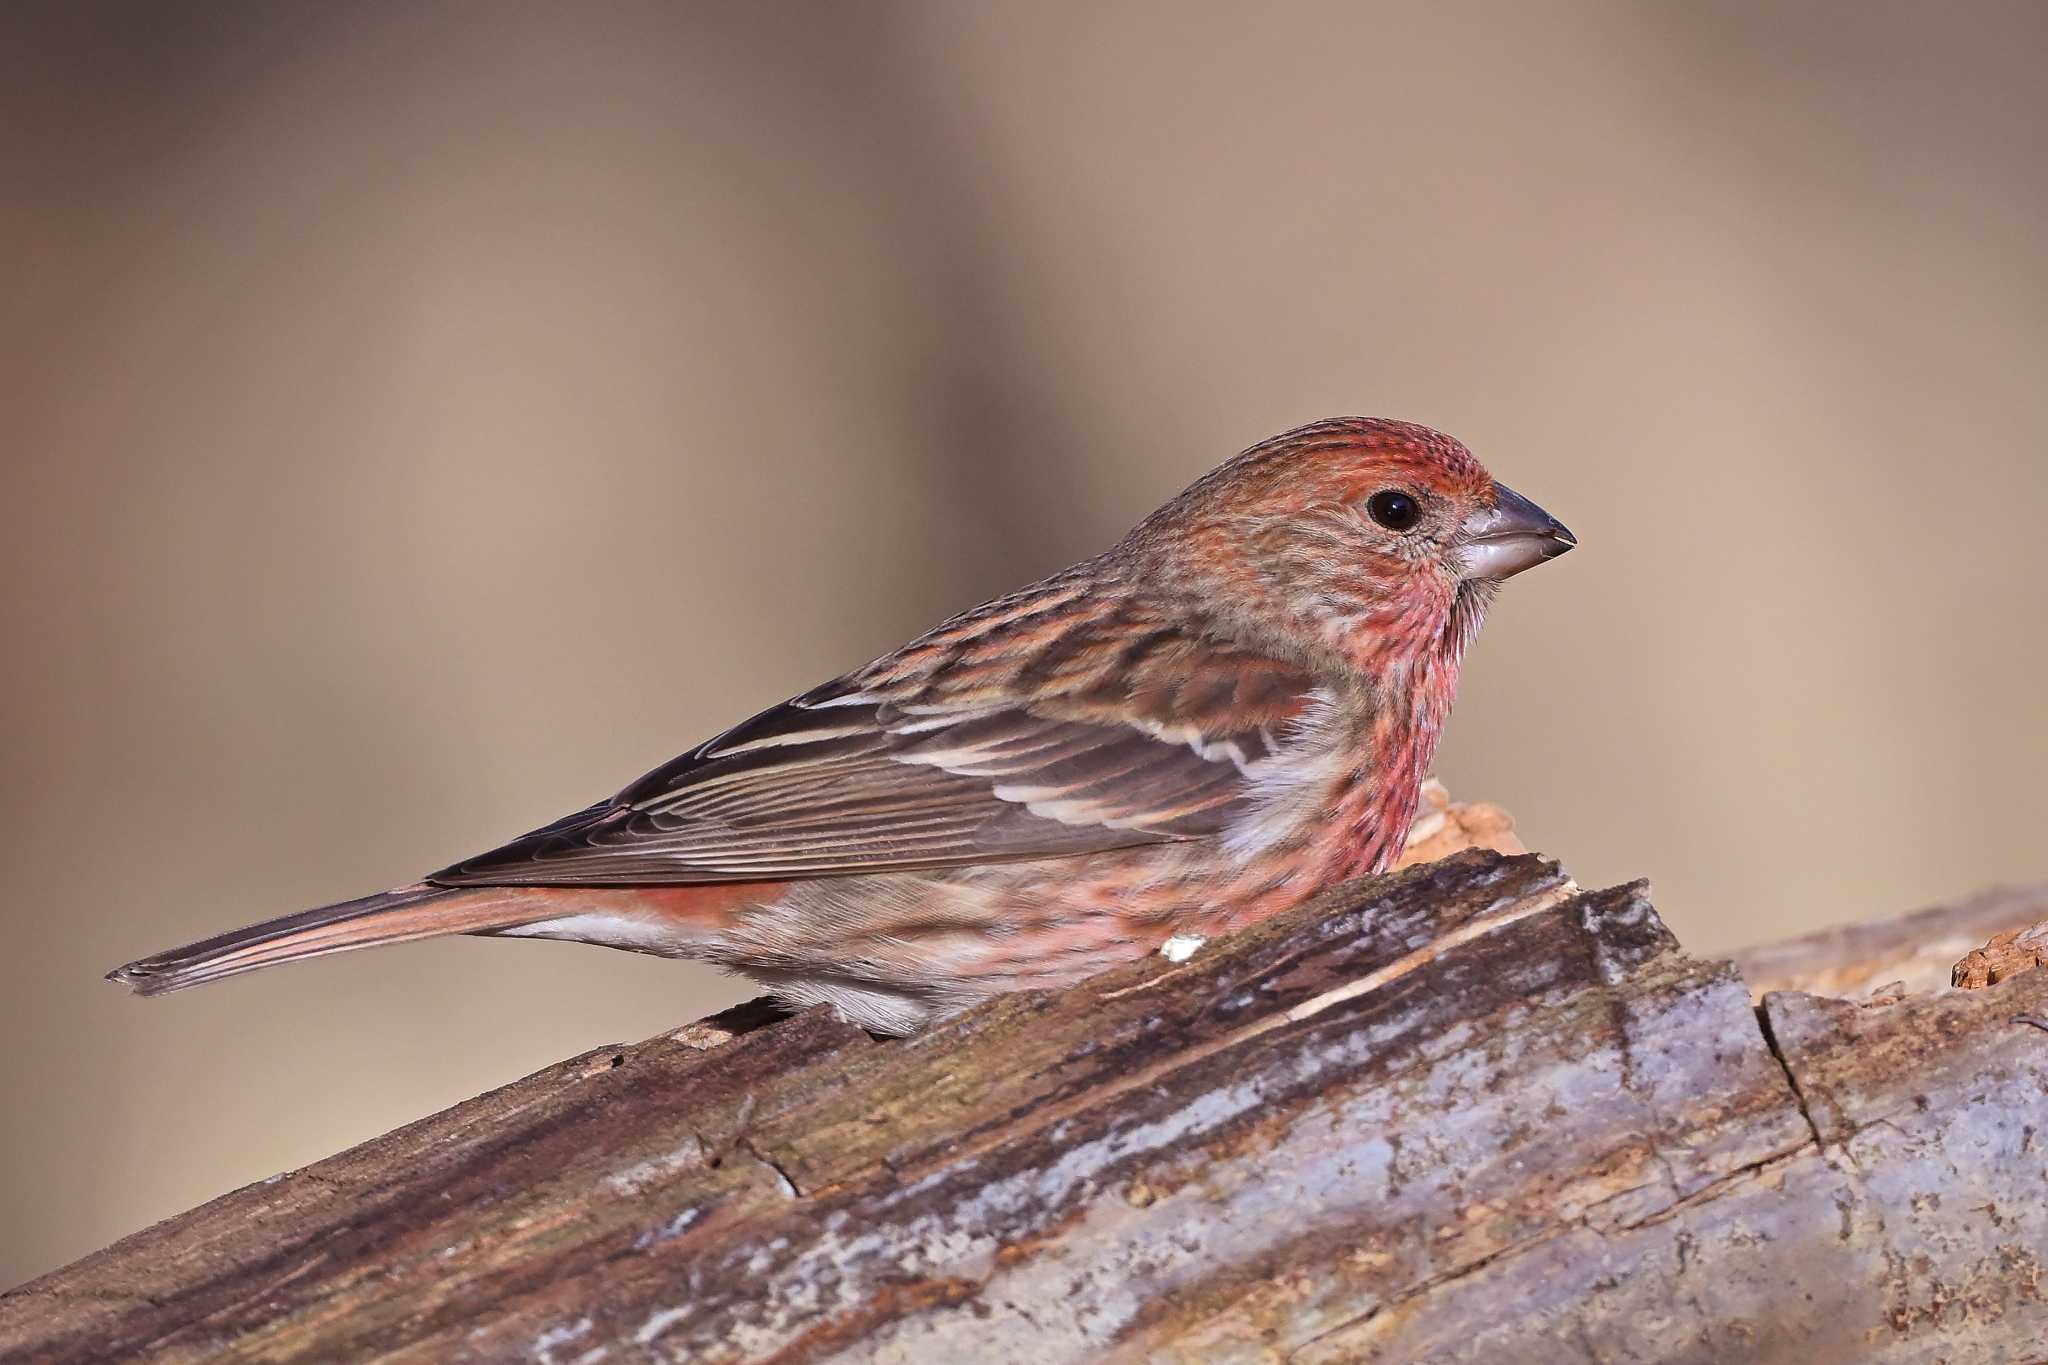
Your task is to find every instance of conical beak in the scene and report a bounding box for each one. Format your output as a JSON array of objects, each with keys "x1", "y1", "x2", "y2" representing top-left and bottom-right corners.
[{"x1": 1458, "y1": 482, "x2": 1575, "y2": 581}]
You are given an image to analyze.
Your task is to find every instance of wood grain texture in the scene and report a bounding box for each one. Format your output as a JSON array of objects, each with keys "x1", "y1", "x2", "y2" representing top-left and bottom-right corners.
[
  {"x1": 1953, "y1": 919, "x2": 2048, "y2": 990},
  {"x1": 6, "y1": 852, "x2": 2046, "y2": 1363}
]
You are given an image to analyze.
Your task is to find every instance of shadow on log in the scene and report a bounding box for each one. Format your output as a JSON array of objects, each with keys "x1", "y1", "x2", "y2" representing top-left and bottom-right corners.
[{"x1": 4, "y1": 852, "x2": 2047, "y2": 1362}]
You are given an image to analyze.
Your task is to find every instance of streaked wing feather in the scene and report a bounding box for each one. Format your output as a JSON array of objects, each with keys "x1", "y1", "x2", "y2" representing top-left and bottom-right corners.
[{"x1": 431, "y1": 577, "x2": 1315, "y2": 888}]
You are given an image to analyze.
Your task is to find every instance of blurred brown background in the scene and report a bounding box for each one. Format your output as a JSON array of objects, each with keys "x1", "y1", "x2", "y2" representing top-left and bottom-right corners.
[{"x1": 4, "y1": 0, "x2": 2044, "y2": 1289}]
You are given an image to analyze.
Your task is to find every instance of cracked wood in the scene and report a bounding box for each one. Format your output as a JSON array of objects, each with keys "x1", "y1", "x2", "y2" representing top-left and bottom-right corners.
[{"x1": 4, "y1": 852, "x2": 2046, "y2": 1363}]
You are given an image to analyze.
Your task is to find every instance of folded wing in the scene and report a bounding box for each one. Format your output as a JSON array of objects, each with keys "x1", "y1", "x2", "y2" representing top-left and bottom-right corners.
[{"x1": 430, "y1": 576, "x2": 1315, "y2": 887}]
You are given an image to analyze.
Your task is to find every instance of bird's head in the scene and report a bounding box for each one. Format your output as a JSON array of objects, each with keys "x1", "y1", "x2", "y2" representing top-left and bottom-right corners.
[{"x1": 1128, "y1": 417, "x2": 1575, "y2": 675}]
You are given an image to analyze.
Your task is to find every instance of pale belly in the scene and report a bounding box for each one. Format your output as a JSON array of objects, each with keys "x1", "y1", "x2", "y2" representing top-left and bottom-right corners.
[{"x1": 484, "y1": 839, "x2": 1322, "y2": 1035}]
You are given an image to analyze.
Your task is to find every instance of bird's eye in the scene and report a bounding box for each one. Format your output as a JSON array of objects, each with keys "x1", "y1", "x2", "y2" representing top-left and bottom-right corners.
[{"x1": 1365, "y1": 489, "x2": 1421, "y2": 531}]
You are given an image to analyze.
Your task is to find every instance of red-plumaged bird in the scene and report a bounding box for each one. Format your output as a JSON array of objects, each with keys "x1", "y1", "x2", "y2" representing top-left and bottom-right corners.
[{"x1": 109, "y1": 418, "x2": 1574, "y2": 1034}]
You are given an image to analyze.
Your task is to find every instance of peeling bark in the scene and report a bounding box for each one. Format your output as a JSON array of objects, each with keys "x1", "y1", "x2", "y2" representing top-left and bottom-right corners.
[
  {"x1": 1954, "y1": 919, "x2": 2048, "y2": 990},
  {"x1": 5, "y1": 853, "x2": 2045, "y2": 1363}
]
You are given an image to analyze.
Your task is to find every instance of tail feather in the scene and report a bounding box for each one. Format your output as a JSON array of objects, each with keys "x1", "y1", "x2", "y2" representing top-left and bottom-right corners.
[{"x1": 106, "y1": 883, "x2": 555, "y2": 997}]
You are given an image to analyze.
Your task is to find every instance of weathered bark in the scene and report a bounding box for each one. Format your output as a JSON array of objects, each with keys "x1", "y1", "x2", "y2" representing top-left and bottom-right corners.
[
  {"x1": 5, "y1": 853, "x2": 2046, "y2": 1363},
  {"x1": 1729, "y1": 881, "x2": 2048, "y2": 998},
  {"x1": 1953, "y1": 918, "x2": 2048, "y2": 991}
]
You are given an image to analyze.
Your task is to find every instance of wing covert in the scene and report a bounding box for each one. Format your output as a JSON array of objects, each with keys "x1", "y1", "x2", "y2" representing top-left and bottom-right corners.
[{"x1": 430, "y1": 586, "x2": 1315, "y2": 888}]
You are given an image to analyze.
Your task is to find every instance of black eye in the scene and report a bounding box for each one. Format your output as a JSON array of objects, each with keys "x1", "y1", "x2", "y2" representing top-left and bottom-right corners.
[{"x1": 1366, "y1": 489, "x2": 1421, "y2": 531}]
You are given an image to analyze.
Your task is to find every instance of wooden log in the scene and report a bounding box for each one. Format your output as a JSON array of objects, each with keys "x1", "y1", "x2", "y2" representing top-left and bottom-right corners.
[
  {"x1": 5, "y1": 852, "x2": 2045, "y2": 1363},
  {"x1": 1729, "y1": 881, "x2": 2048, "y2": 999}
]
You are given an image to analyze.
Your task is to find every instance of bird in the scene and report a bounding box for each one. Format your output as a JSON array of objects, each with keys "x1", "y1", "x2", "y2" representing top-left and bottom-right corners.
[{"x1": 108, "y1": 417, "x2": 1575, "y2": 1035}]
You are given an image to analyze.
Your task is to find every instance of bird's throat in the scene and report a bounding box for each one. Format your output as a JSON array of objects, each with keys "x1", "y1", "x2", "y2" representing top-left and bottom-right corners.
[{"x1": 1324, "y1": 599, "x2": 1478, "y2": 883}]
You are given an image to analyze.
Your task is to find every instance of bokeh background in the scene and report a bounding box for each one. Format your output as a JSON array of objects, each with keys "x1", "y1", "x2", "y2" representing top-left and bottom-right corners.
[{"x1": 4, "y1": 0, "x2": 2045, "y2": 1289}]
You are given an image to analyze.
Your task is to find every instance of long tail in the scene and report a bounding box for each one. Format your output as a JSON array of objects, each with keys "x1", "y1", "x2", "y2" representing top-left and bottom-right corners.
[{"x1": 106, "y1": 883, "x2": 562, "y2": 997}]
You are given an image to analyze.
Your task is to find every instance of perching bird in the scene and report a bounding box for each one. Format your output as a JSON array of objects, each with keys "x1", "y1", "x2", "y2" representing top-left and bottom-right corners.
[{"x1": 109, "y1": 417, "x2": 1573, "y2": 1034}]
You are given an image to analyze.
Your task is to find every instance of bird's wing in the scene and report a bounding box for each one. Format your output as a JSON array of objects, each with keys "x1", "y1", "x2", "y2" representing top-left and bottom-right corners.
[{"x1": 430, "y1": 579, "x2": 1316, "y2": 887}]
